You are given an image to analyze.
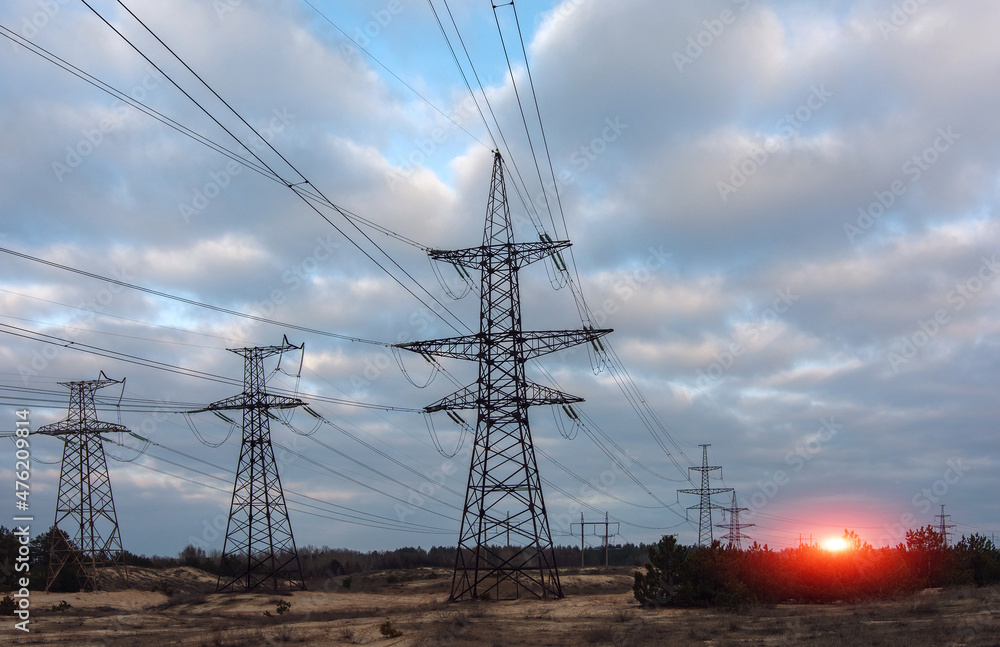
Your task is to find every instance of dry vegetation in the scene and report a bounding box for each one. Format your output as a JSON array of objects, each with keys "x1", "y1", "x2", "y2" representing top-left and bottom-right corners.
[{"x1": 4, "y1": 566, "x2": 1000, "y2": 646}]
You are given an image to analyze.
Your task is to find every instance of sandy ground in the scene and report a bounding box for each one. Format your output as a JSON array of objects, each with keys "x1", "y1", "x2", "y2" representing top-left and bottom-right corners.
[{"x1": 3, "y1": 566, "x2": 999, "y2": 646}]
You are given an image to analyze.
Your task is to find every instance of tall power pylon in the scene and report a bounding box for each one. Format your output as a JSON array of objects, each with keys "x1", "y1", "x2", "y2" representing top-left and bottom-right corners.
[
  {"x1": 196, "y1": 336, "x2": 306, "y2": 592},
  {"x1": 38, "y1": 372, "x2": 129, "y2": 591},
  {"x1": 716, "y1": 491, "x2": 754, "y2": 550},
  {"x1": 678, "y1": 444, "x2": 733, "y2": 546},
  {"x1": 398, "y1": 151, "x2": 610, "y2": 601},
  {"x1": 935, "y1": 504, "x2": 955, "y2": 546}
]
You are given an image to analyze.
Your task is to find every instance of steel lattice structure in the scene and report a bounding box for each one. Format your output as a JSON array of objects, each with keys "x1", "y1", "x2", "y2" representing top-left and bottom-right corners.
[
  {"x1": 678, "y1": 444, "x2": 733, "y2": 546},
  {"x1": 716, "y1": 491, "x2": 754, "y2": 550},
  {"x1": 196, "y1": 336, "x2": 306, "y2": 592},
  {"x1": 398, "y1": 151, "x2": 610, "y2": 601},
  {"x1": 38, "y1": 372, "x2": 129, "y2": 591}
]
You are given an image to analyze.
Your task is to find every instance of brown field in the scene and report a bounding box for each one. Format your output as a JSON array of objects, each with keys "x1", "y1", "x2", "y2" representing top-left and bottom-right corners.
[{"x1": 4, "y1": 566, "x2": 1000, "y2": 646}]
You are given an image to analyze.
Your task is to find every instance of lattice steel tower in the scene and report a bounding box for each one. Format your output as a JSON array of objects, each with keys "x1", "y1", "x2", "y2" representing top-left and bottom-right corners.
[
  {"x1": 398, "y1": 151, "x2": 610, "y2": 601},
  {"x1": 196, "y1": 336, "x2": 306, "y2": 592},
  {"x1": 678, "y1": 444, "x2": 733, "y2": 546},
  {"x1": 38, "y1": 372, "x2": 129, "y2": 591},
  {"x1": 935, "y1": 504, "x2": 955, "y2": 547},
  {"x1": 716, "y1": 491, "x2": 754, "y2": 550}
]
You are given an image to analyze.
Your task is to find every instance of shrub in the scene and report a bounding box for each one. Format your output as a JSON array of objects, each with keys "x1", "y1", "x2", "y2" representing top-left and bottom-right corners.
[{"x1": 379, "y1": 620, "x2": 402, "y2": 638}]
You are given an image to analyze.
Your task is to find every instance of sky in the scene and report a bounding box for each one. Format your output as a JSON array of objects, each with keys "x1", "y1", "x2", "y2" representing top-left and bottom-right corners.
[{"x1": 1, "y1": 0, "x2": 998, "y2": 558}]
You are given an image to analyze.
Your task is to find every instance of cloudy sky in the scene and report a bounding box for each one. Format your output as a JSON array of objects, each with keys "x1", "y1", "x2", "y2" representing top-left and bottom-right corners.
[{"x1": 2, "y1": 0, "x2": 998, "y2": 557}]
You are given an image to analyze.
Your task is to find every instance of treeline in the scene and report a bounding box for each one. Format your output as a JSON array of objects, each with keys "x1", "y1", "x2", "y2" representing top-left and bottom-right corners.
[
  {"x1": 160, "y1": 542, "x2": 650, "y2": 579},
  {"x1": 633, "y1": 527, "x2": 1000, "y2": 609},
  {"x1": 0, "y1": 525, "x2": 648, "y2": 592}
]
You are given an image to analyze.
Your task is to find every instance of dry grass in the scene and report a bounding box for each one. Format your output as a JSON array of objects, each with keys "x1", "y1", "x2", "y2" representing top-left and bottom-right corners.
[{"x1": 17, "y1": 568, "x2": 1000, "y2": 647}]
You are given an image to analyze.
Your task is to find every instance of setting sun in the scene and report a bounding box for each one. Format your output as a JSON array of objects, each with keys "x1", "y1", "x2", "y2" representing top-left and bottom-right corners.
[{"x1": 821, "y1": 536, "x2": 849, "y2": 552}]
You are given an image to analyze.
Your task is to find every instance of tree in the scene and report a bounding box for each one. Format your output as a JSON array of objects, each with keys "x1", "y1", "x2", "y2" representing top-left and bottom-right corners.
[
  {"x1": 954, "y1": 534, "x2": 1000, "y2": 586},
  {"x1": 905, "y1": 525, "x2": 949, "y2": 587},
  {"x1": 633, "y1": 535, "x2": 687, "y2": 606}
]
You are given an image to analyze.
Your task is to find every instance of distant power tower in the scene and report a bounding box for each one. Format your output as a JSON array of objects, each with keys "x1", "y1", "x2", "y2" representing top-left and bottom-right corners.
[
  {"x1": 398, "y1": 151, "x2": 610, "y2": 601},
  {"x1": 38, "y1": 372, "x2": 129, "y2": 591},
  {"x1": 678, "y1": 444, "x2": 733, "y2": 546},
  {"x1": 716, "y1": 491, "x2": 754, "y2": 550},
  {"x1": 195, "y1": 336, "x2": 306, "y2": 592},
  {"x1": 935, "y1": 504, "x2": 955, "y2": 546}
]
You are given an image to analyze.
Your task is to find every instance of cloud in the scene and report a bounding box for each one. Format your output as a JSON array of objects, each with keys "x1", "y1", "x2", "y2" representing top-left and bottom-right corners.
[{"x1": 0, "y1": 0, "x2": 997, "y2": 555}]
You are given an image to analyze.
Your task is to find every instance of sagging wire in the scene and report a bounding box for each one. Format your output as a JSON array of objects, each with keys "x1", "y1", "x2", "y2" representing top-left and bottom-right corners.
[
  {"x1": 103, "y1": 431, "x2": 151, "y2": 462},
  {"x1": 552, "y1": 403, "x2": 582, "y2": 440},
  {"x1": 539, "y1": 233, "x2": 569, "y2": 290},
  {"x1": 114, "y1": 376, "x2": 127, "y2": 426},
  {"x1": 585, "y1": 325, "x2": 608, "y2": 374},
  {"x1": 183, "y1": 411, "x2": 237, "y2": 448},
  {"x1": 277, "y1": 413, "x2": 321, "y2": 438},
  {"x1": 423, "y1": 410, "x2": 471, "y2": 459},
  {"x1": 274, "y1": 342, "x2": 306, "y2": 425},
  {"x1": 392, "y1": 346, "x2": 439, "y2": 389},
  {"x1": 7, "y1": 436, "x2": 62, "y2": 464},
  {"x1": 429, "y1": 257, "x2": 474, "y2": 300},
  {"x1": 294, "y1": 405, "x2": 327, "y2": 437}
]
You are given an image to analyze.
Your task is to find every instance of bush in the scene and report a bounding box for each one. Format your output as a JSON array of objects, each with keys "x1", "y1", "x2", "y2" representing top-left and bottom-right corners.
[
  {"x1": 633, "y1": 535, "x2": 687, "y2": 606},
  {"x1": 379, "y1": 620, "x2": 402, "y2": 638}
]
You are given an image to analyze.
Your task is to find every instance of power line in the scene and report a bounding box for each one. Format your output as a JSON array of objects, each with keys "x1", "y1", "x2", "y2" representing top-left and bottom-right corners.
[{"x1": 0, "y1": 246, "x2": 389, "y2": 346}]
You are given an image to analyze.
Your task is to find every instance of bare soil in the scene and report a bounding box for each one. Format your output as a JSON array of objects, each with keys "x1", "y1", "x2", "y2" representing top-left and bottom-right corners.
[{"x1": 4, "y1": 566, "x2": 1000, "y2": 646}]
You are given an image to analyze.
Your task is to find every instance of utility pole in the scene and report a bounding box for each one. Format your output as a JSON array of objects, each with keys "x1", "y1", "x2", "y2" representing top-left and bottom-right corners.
[
  {"x1": 572, "y1": 513, "x2": 619, "y2": 567},
  {"x1": 38, "y1": 372, "x2": 129, "y2": 591},
  {"x1": 195, "y1": 336, "x2": 306, "y2": 592},
  {"x1": 678, "y1": 444, "x2": 733, "y2": 545},
  {"x1": 935, "y1": 504, "x2": 955, "y2": 546},
  {"x1": 397, "y1": 151, "x2": 610, "y2": 601},
  {"x1": 716, "y1": 492, "x2": 754, "y2": 550}
]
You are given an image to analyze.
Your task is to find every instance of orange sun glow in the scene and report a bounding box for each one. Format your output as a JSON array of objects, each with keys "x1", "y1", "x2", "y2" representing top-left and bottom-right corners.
[{"x1": 821, "y1": 536, "x2": 849, "y2": 552}]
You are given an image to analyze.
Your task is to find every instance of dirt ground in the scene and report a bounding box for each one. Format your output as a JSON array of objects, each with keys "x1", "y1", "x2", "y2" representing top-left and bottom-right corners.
[{"x1": 3, "y1": 566, "x2": 1000, "y2": 646}]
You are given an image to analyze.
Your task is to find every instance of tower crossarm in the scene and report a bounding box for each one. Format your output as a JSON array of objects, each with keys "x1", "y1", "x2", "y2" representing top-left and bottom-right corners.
[
  {"x1": 396, "y1": 334, "x2": 482, "y2": 360},
  {"x1": 397, "y1": 329, "x2": 612, "y2": 361},
  {"x1": 429, "y1": 240, "x2": 572, "y2": 270},
  {"x1": 424, "y1": 381, "x2": 584, "y2": 413},
  {"x1": 191, "y1": 393, "x2": 306, "y2": 413},
  {"x1": 226, "y1": 334, "x2": 301, "y2": 360},
  {"x1": 678, "y1": 487, "x2": 734, "y2": 496},
  {"x1": 37, "y1": 421, "x2": 130, "y2": 437}
]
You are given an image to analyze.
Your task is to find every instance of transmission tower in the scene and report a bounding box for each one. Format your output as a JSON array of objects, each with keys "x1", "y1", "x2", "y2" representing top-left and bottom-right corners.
[
  {"x1": 397, "y1": 151, "x2": 610, "y2": 601},
  {"x1": 935, "y1": 504, "x2": 955, "y2": 546},
  {"x1": 716, "y1": 491, "x2": 754, "y2": 550},
  {"x1": 38, "y1": 372, "x2": 129, "y2": 591},
  {"x1": 195, "y1": 336, "x2": 306, "y2": 592},
  {"x1": 678, "y1": 444, "x2": 733, "y2": 546}
]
